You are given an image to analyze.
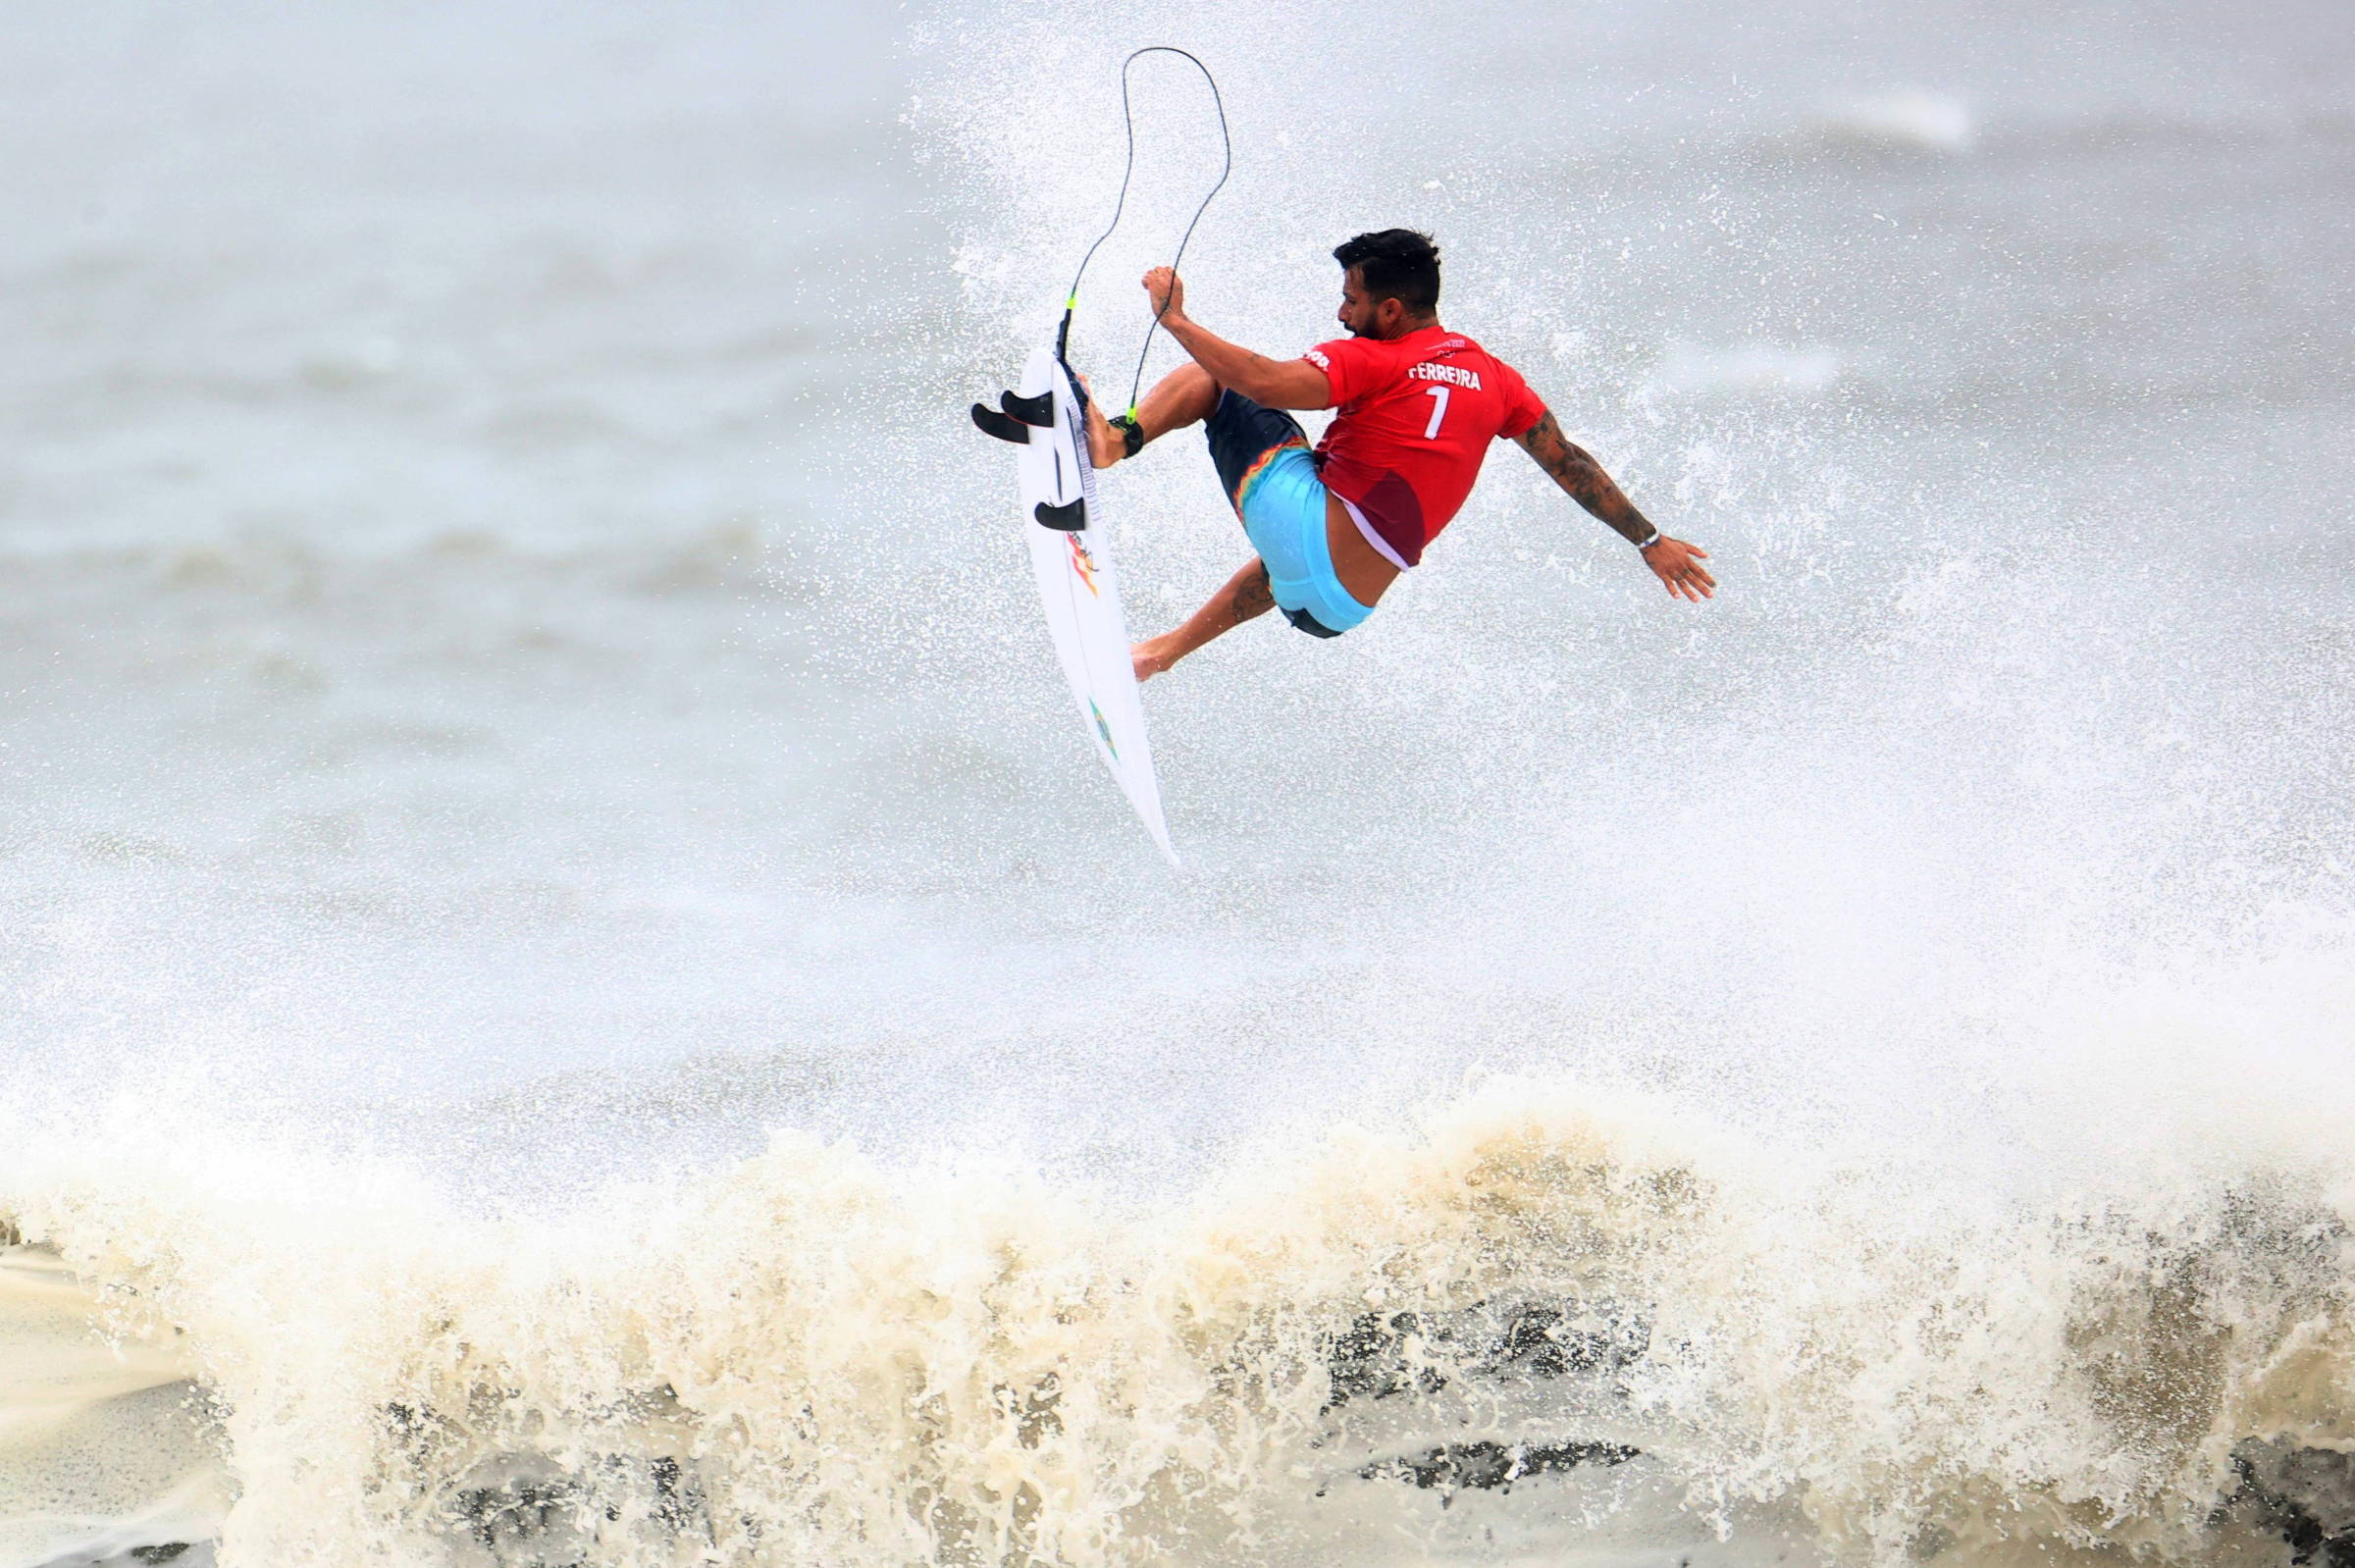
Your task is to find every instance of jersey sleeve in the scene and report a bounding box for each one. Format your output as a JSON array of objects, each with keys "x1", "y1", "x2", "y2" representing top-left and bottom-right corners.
[
  {"x1": 1492, "y1": 358, "x2": 1547, "y2": 439},
  {"x1": 1301, "y1": 337, "x2": 1387, "y2": 407}
]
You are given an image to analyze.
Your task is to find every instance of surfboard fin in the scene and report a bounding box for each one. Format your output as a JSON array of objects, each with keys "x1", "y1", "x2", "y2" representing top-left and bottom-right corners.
[
  {"x1": 1033, "y1": 498, "x2": 1086, "y2": 532},
  {"x1": 999, "y1": 390, "x2": 1055, "y2": 428},
  {"x1": 970, "y1": 402, "x2": 1031, "y2": 444}
]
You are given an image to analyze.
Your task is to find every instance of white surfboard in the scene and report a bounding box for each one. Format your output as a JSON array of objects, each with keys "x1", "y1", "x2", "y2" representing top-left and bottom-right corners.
[{"x1": 975, "y1": 346, "x2": 1178, "y2": 865}]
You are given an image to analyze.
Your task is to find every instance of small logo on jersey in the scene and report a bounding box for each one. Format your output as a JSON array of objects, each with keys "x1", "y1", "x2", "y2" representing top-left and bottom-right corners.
[
  {"x1": 1304, "y1": 347, "x2": 1331, "y2": 369},
  {"x1": 1067, "y1": 534, "x2": 1101, "y2": 597},
  {"x1": 1089, "y1": 697, "x2": 1119, "y2": 759}
]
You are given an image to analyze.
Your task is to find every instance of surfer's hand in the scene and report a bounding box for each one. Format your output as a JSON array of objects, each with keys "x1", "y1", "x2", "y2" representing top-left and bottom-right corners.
[
  {"x1": 1642, "y1": 537, "x2": 1716, "y2": 601},
  {"x1": 1142, "y1": 267, "x2": 1186, "y2": 322},
  {"x1": 1131, "y1": 635, "x2": 1178, "y2": 683}
]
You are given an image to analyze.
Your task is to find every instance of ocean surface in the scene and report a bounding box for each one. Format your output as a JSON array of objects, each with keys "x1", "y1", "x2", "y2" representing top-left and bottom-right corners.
[{"x1": 4, "y1": 1, "x2": 2353, "y2": 1563}]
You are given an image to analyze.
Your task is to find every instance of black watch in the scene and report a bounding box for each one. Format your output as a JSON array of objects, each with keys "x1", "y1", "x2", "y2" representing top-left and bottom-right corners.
[{"x1": 1109, "y1": 414, "x2": 1145, "y2": 459}]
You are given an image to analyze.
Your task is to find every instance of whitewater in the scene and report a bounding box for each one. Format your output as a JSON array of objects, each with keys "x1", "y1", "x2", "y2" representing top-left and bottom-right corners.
[{"x1": 3, "y1": 0, "x2": 2352, "y2": 1564}]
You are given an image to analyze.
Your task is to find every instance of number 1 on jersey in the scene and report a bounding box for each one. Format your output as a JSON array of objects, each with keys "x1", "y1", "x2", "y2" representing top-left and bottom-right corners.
[{"x1": 1422, "y1": 385, "x2": 1450, "y2": 440}]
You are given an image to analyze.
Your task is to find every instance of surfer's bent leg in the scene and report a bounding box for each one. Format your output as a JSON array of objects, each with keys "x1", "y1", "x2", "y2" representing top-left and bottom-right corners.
[
  {"x1": 1132, "y1": 559, "x2": 1275, "y2": 683},
  {"x1": 1135, "y1": 363, "x2": 1221, "y2": 442},
  {"x1": 1086, "y1": 364, "x2": 1220, "y2": 468}
]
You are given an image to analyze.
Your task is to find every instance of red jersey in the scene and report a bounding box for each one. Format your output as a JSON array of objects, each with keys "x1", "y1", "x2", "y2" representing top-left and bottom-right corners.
[{"x1": 1301, "y1": 325, "x2": 1546, "y2": 567}]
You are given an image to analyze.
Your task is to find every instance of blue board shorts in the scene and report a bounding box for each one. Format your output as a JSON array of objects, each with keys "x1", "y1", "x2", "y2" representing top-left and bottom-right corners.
[{"x1": 1204, "y1": 392, "x2": 1373, "y2": 638}]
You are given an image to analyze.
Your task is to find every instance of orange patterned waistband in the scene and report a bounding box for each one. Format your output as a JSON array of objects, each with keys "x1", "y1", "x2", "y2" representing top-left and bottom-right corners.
[{"x1": 1229, "y1": 435, "x2": 1311, "y2": 513}]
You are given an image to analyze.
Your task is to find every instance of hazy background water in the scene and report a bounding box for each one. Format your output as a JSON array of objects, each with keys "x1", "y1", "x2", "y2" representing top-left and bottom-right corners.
[
  {"x1": 4, "y1": 1, "x2": 2354, "y2": 1562},
  {"x1": 6, "y1": 0, "x2": 2346, "y2": 1184}
]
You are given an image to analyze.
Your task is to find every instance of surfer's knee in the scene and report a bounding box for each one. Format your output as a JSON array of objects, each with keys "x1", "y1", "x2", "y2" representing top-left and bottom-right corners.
[{"x1": 1135, "y1": 363, "x2": 1221, "y2": 443}]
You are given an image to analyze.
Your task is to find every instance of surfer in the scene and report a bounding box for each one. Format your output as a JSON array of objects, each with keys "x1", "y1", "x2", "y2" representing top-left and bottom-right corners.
[{"x1": 1081, "y1": 230, "x2": 1714, "y2": 682}]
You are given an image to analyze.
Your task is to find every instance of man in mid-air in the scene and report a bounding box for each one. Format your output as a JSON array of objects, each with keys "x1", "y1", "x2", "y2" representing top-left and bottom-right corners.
[{"x1": 1081, "y1": 229, "x2": 1715, "y2": 681}]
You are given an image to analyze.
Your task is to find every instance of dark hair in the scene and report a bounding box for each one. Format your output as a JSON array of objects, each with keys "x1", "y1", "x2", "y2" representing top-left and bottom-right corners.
[{"x1": 1333, "y1": 229, "x2": 1441, "y2": 314}]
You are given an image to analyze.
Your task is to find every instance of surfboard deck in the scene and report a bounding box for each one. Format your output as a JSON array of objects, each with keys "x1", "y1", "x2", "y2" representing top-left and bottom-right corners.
[{"x1": 974, "y1": 346, "x2": 1178, "y2": 865}]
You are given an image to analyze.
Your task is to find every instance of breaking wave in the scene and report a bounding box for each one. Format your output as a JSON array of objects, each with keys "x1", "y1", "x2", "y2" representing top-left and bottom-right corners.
[{"x1": 11, "y1": 1031, "x2": 2355, "y2": 1567}]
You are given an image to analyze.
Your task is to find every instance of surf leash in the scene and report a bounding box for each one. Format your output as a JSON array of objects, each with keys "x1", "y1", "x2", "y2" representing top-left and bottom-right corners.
[{"x1": 1055, "y1": 47, "x2": 1231, "y2": 423}]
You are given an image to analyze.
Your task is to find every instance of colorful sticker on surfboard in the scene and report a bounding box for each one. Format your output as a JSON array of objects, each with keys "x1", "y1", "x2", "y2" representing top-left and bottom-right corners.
[{"x1": 1068, "y1": 535, "x2": 1101, "y2": 597}]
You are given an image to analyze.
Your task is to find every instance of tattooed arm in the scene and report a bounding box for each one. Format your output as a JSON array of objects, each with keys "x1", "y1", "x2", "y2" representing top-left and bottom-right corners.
[
  {"x1": 1514, "y1": 410, "x2": 1716, "y2": 601},
  {"x1": 1514, "y1": 410, "x2": 1655, "y2": 544},
  {"x1": 1131, "y1": 559, "x2": 1277, "y2": 682}
]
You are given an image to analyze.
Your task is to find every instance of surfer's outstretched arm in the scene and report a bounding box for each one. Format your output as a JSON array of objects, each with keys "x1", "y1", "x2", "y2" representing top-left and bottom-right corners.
[
  {"x1": 1513, "y1": 411, "x2": 1717, "y2": 601},
  {"x1": 1131, "y1": 559, "x2": 1274, "y2": 683},
  {"x1": 1142, "y1": 268, "x2": 1331, "y2": 411}
]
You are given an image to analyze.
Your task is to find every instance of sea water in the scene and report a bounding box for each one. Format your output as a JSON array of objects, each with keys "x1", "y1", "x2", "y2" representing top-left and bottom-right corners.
[{"x1": 3, "y1": 0, "x2": 2352, "y2": 1563}]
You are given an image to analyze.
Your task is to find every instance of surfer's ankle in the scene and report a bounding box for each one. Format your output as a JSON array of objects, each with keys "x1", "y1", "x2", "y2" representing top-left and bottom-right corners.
[
  {"x1": 1131, "y1": 634, "x2": 1179, "y2": 683},
  {"x1": 1085, "y1": 403, "x2": 1128, "y2": 468}
]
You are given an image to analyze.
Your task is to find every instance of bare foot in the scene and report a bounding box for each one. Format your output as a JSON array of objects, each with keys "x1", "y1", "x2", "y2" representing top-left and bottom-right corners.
[
  {"x1": 1131, "y1": 636, "x2": 1178, "y2": 684},
  {"x1": 1077, "y1": 375, "x2": 1125, "y2": 469}
]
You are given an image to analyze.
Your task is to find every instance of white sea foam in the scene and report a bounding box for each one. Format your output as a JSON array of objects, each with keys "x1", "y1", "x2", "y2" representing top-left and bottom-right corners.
[{"x1": 8, "y1": 1037, "x2": 2355, "y2": 1566}]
